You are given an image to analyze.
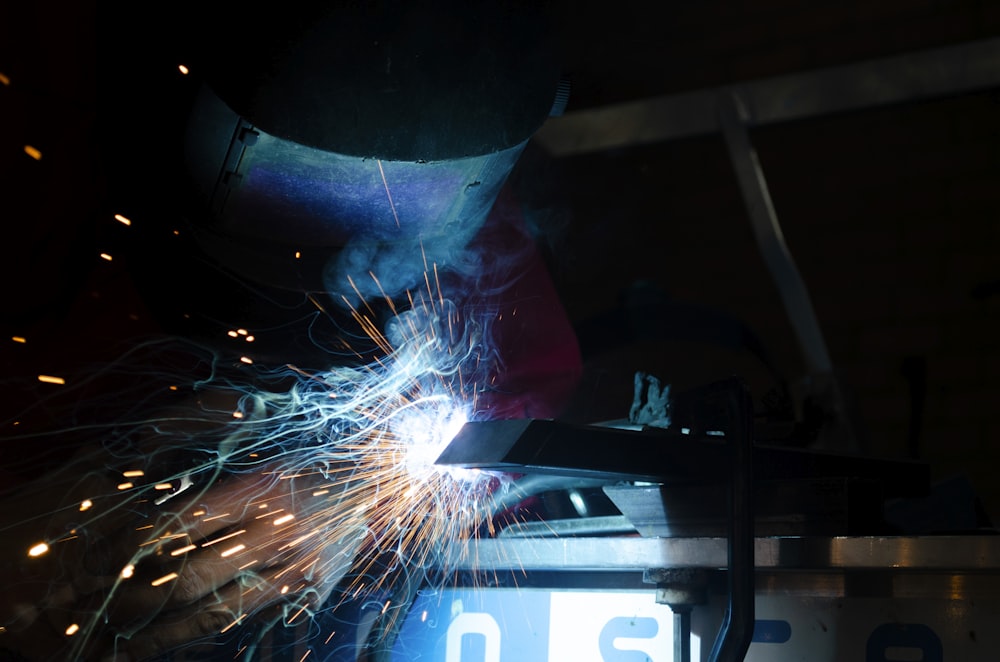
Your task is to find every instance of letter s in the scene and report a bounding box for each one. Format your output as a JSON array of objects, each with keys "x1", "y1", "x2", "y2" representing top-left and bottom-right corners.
[{"x1": 599, "y1": 616, "x2": 660, "y2": 662}]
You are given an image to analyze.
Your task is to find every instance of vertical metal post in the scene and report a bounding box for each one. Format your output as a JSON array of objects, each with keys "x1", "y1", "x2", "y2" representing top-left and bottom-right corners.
[
  {"x1": 673, "y1": 606, "x2": 692, "y2": 662},
  {"x1": 706, "y1": 378, "x2": 755, "y2": 662}
]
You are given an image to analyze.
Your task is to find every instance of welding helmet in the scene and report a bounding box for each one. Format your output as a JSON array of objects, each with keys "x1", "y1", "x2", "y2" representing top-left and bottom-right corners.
[{"x1": 114, "y1": 0, "x2": 565, "y2": 363}]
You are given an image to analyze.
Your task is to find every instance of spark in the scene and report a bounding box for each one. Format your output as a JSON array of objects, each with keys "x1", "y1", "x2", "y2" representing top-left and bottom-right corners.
[
  {"x1": 151, "y1": 573, "x2": 179, "y2": 587},
  {"x1": 287, "y1": 602, "x2": 309, "y2": 625},
  {"x1": 123, "y1": 470, "x2": 145, "y2": 478},
  {"x1": 0, "y1": 72, "x2": 9, "y2": 85},
  {"x1": 27, "y1": 542, "x2": 49, "y2": 557},
  {"x1": 100, "y1": 253, "x2": 113, "y2": 262},
  {"x1": 121, "y1": 564, "x2": 135, "y2": 579},
  {"x1": 277, "y1": 529, "x2": 321, "y2": 552},
  {"x1": 23, "y1": 145, "x2": 42, "y2": 160},
  {"x1": 201, "y1": 530, "x2": 246, "y2": 547},
  {"x1": 12, "y1": 336, "x2": 26, "y2": 343},
  {"x1": 65, "y1": 624, "x2": 80, "y2": 636},
  {"x1": 220, "y1": 544, "x2": 246, "y2": 557},
  {"x1": 220, "y1": 614, "x2": 245, "y2": 634},
  {"x1": 376, "y1": 159, "x2": 401, "y2": 228},
  {"x1": 178, "y1": 64, "x2": 190, "y2": 75},
  {"x1": 79, "y1": 499, "x2": 93, "y2": 511},
  {"x1": 37, "y1": 375, "x2": 65, "y2": 385},
  {"x1": 17, "y1": 269, "x2": 520, "y2": 660},
  {"x1": 114, "y1": 213, "x2": 132, "y2": 226}
]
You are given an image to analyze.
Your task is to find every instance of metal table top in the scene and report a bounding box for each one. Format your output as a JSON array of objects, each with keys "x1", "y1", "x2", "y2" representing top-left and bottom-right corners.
[{"x1": 445, "y1": 535, "x2": 1000, "y2": 572}]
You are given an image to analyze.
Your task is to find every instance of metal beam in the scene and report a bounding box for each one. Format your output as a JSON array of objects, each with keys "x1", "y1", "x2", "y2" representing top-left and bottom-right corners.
[
  {"x1": 535, "y1": 37, "x2": 1000, "y2": 156},
  {"x1": 444, "y1": 535, "x2": 1000, "y2": 572}
]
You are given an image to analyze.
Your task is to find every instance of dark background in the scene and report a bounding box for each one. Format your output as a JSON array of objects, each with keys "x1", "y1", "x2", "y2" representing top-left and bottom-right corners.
[{"x1": 3, "y1": 2, "x2": 1000, "y2": 521}]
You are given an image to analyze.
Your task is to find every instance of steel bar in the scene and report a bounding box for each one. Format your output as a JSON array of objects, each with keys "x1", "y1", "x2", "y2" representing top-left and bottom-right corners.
[
  {"x1": 438, "y1": 419, "x2": 929, "y2": 494},
  {"x1": 534, "y1": 37, "x2": 1000, "y2": 156}
]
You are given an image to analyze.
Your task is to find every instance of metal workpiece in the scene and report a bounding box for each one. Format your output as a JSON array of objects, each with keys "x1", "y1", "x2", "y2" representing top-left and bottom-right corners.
[
  {"x1": 440, "y1": 375, "x2": 927, "y2": 496},
  {"x1": 438, "y1": 377, "x2": 748, "y2": 479},
  {"x1": 438, "y1": 376, "x2": 759, "y2": 662},
  {"x1": 438, "y1": 418, "x2": 731, "y2": 481},
  {"x1": 444, "y1": 535, "x2": 1000, "y2": 573},
  {"x1": 439, "y1": 419, "x2": 928, "y2": 493}
]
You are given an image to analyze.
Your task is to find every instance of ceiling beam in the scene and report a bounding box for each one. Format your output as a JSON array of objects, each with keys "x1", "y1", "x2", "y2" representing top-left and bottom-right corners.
[{"x1": 535, "y1": 37, "x2": 1000, "y2": 156}]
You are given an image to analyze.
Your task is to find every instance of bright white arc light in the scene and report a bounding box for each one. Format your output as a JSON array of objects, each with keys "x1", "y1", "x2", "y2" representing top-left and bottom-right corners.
[{"x1": 398, "y1": 403, "x2": 471, "y2": 481}]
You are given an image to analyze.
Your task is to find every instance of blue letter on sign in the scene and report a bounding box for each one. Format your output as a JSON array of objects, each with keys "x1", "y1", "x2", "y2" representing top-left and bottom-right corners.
[
  {"x1": 446, "y1": 612, "x2": 501, "y2": 662},
  {"x1": 866, "y1": 623, "x2": 943, "y2": 662},
  {"x1": 598, "y1": 616, "x2": 659, "y2": 662}
]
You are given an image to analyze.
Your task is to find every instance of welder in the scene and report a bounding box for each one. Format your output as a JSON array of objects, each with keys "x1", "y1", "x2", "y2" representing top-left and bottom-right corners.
[{"x1": 0, "y1": 1, "x2": 581, "y2": 660}]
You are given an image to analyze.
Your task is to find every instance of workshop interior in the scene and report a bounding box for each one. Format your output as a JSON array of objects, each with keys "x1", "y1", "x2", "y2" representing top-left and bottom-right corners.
[{"x1": 4, "y1": 1, "x2": 1000, "y2": 661}]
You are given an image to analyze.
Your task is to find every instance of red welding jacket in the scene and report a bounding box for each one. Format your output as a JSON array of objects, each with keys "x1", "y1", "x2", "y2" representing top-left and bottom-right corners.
[{"x1": 466, "y1": 187, "x2": 583, "y2": 421}]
